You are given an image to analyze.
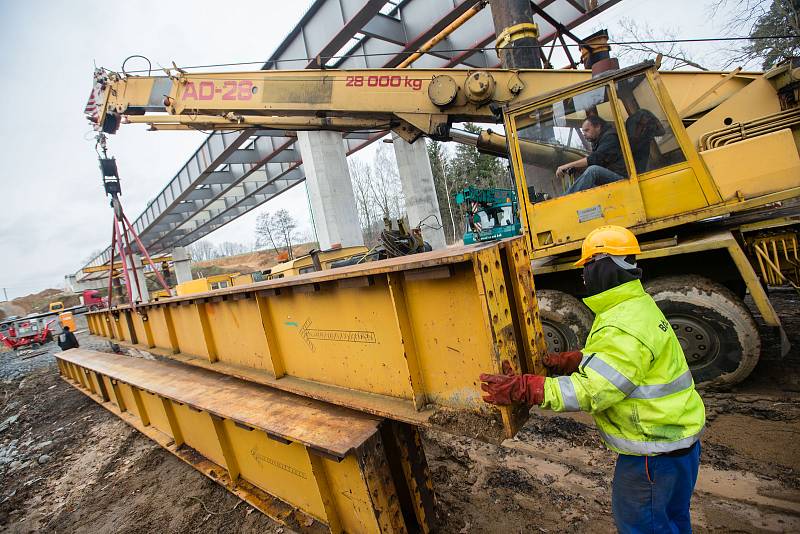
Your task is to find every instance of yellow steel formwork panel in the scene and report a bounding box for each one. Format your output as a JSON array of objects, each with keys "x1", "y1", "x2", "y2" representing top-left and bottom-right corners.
[
  {"x1": 86, "y1": 238, "x2": 547, "y2": 439},
  {"x1": 114, "y1": 311, "x2": 134, "y2": 343},
  {"x1": 56, "y1": 349, "x2": 433, "y2": 533},
  {"x1": 96, "y1": 312, "x2": 111, "y2": 338},
  {"x1": 147, "y1": 305, "x2": 178, "y2": 353},
  {"x1": 66, "y1": 361, "x2": 80, "y2": 384},
  {"x1": 94, "y1": 314, "x2": 103, "y2": 335},
  {"x1": 64, "y1": 362, "x2": 76, "y2": 384},
  {"x1": 93, "y1": 313, "x2": 102, "y2": 336},
  {"x1": 263, "y1": 278, "x2": 414, "y2": 400},
  {"x1": 204, "y1": 296, "x2": 273, "y2": 373},
  {"x1": 116, "y1": 382, "x2": 144, "y2": 421},
  {"x1": 86, "y1": 314, "x2": 96, "y2": 335},
  {"x1": 74, "y1": 364, "x2": 90, "y2": 390},
  {"x1": 92, "y1": 314, "x2": 102, "y2": 336},
  {"x1": 222, "y1": 419, "x2": 328, "y2": 521},
  {"x1": 102, "y1": 312, "x2": 114, "y2": 339},
  {"x1": 138, "y1": 389, "x2": 172, "y2": 435},
  {"x1": 100, "y1": 375, "x2": 121, "y2": 409},
  {"x1": 56, "y1": 359, "x2": 68, "y2": 378},
  {"x1": 169, "y1": 302, "x2": 214, "y2": 360},
  {"x1": 107, "y1": 313, "x2": 122, "y2": 341},
  {"x1": 120, "y1": 310, "x2": 138, "y2": 344},
  {"x1": 129, "y1": 311, "x2": 153, "y2": 348},
  {"x1": 87, "y1": 370, "x2": 108, "y2": 400},
  {"x1": 503, "y1": 238, "x2": 548, "y2": 376},
  {"x1": 170, "y1": 403, "x2": 227, "y2": 468},
  {"x1": 402, "y1": 262, "x2": 496, "y2": 408},
  {"x1": 320, "y1": 454, "x2": 379, "y2": 532}
]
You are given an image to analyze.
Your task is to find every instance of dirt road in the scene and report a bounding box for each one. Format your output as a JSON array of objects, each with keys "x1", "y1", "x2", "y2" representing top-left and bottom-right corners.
[{"x1": 1, "y1": 292, "x2": 798, "y2": 533}]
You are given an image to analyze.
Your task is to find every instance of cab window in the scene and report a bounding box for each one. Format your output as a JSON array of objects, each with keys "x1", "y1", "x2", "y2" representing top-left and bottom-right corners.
[
  {"x1": 614, "y1": 74, "x2": 686, "y2": 173},
  {"x1": 513, "y1": 84, "x2": 626, "y2": 201}
]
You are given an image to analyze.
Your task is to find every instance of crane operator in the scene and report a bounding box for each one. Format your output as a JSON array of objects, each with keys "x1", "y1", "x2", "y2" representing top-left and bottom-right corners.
[
  {"x1": 479, "y1": 225, "x2": 705, "y2": 533},
  {"x1": 556, "y1": 116, "x2": 627, "y2": 194}
]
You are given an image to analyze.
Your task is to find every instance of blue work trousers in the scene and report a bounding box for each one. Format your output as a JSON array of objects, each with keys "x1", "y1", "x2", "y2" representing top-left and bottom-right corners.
[
  {"x1": 567, "y1": 165, "x2": 625, "y2": 193},
  {"x1": 611, "y1": 442, "x2": 701, "y2": 534}
]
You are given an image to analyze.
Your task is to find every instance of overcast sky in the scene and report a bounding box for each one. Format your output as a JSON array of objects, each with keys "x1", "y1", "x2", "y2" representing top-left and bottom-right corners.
[{"x1": 0, "y1": 0, "x2": 741, "y2": 300}]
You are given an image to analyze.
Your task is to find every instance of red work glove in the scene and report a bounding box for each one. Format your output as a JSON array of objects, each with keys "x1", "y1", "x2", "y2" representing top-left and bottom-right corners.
[
  {"x1": 479, "y1": 361, "x2": 545, "y2": 407},
  {"x1": 543, "y1": 350, "x2": 583, "y2": 375}
]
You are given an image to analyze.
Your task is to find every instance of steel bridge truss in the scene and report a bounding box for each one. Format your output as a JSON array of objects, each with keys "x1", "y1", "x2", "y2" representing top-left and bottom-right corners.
[{"x1": 79, "y1": 0, "x2": 620, "y2": 279}]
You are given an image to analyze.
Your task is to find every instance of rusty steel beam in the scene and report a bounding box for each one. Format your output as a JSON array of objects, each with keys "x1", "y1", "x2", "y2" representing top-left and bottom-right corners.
[
  {"x1": 57, "y1": 349, "x2": 434, "y2": 533},
  {"x1": 86, "y1": 237, "x2": 549, "y2": 441}
]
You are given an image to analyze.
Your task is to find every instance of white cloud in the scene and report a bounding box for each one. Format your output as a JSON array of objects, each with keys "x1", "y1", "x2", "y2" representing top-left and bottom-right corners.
[{"x1": 0, "y1": 0, "x2": 312, "y2": 299}]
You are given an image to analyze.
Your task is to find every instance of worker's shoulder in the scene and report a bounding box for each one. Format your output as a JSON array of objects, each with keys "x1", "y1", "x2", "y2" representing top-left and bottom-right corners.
[{"x1": 594, "y1": 293, "x2": 671, "y2": 352}]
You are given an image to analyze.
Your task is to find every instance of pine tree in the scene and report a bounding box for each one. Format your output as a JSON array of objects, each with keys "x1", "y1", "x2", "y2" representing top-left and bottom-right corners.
[
  {"x1": 448, "y1": 124, "x2": 511, "y2": 190},
  {"x1": 744, "y1": 0, "x2": 800, "y2": 69}
]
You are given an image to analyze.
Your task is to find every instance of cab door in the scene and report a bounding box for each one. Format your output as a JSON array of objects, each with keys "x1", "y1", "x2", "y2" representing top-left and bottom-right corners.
[{"x1": 505, "y1": 76, "x2": 646, "y2": 258}]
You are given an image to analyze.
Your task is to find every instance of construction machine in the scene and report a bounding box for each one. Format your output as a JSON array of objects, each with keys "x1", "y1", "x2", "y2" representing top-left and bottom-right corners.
[
  {"x1": 71, "y1": 57, "x2": 800, "y2": 532},
  {"x1": 1, "y1": 317, "x2": 55, "y2": 351},
  {"x1": 89, "y1": 58, "x2": 800, "y2": 386},
  {"x1": 455, "y1": 186, "x2": 521, "y2": 244}
]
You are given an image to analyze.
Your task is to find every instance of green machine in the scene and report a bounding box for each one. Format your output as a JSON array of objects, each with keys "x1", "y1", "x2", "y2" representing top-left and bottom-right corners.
[{"x1": 455, "y1": 186, "x2": 521, "y2": 244}]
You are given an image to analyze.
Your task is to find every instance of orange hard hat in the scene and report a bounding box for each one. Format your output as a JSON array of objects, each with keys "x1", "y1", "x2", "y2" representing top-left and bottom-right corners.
[{"x1": 574, "y1": 225, "x2": 640, "y2": 267}]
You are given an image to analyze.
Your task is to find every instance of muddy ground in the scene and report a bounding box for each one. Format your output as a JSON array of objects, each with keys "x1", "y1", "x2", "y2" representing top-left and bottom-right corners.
[{"x1": 1, "y1": 290, "x2": 798, "y2": 533}]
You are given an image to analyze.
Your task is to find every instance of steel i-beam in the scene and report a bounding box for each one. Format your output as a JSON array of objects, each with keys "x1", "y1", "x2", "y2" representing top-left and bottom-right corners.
[
  {"x1": 86, "y1": 237, "x2": 549, "y2": 440},
  {"x1": 57, "y1": 349, "x2": 435, "y2": 534}
]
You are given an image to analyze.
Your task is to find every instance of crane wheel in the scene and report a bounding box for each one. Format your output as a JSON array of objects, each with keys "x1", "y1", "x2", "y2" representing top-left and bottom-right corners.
[
  {"x1": 644, "y1": 275, "x2": 760, "y2": 386},
  {"x1": 536, "y1": 289, "x2": 594, "y2": 353}
]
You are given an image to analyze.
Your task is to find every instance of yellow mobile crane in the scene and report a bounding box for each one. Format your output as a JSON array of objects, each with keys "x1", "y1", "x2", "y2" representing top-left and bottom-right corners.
[
  {"x1": 90, "y1": 59, "x2": 800, "y2": 385},
  {"x1": 69, "y1": 58, "x2": 799, "y2": 532}
]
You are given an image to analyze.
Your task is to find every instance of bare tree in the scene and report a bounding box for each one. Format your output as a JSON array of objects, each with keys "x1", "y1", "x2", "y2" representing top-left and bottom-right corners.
[
  {"x1": 706, "y1": 0, "x2": 799, "y2": 69},
  {"x1": 255, "y1": 211, "x2": 280, "y2": 254},
  {"x1": 349, "y1": 158, "x2": 379, "y2": 245},
  {"x1": 615, "y1": 18, "x2": 708, "y2": 70},
  {"x1": 255, "y1": 210, "x2": 299, "y2": 258},
  {"x1": 217, "y1": 241, "x2": 248, "y2": 257},
  {"x1": 427, "y1": 140, "x2": 460, "y2": 243},
  {"x1": 368, "y1": 145, "x2": 405, "y2": 220},
  {"x1": 187, "y1": 240, "x2": 218, "y2": 261},
  {"x1": 273, "y1": 209, "x2": 299, "y2": 259}
]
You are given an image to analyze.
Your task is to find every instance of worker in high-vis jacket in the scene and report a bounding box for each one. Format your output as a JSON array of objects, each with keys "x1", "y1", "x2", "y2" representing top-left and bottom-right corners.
[{"x1": 480, "y1": 225, "x2": 705, "y2": 533}]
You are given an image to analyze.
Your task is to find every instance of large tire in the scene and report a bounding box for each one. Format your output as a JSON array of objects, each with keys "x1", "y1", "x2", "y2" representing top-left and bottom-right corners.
[
  {"x1": 536, "y1": 289, "x2": 594, "y2": 353},
  {"x1": 644, "y1": 275, "x2": 760, "y2": 386}
]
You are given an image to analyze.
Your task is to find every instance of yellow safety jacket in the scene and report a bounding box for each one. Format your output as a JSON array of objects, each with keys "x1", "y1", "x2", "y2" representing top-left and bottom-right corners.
[{"x1": 541, "y1": 280, "x2": 705, "y2": 455}]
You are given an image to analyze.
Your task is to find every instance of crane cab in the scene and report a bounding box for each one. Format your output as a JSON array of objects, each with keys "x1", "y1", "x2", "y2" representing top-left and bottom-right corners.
[{"x1": 503, "y1": 62, "x2": 725, "y2": 258}]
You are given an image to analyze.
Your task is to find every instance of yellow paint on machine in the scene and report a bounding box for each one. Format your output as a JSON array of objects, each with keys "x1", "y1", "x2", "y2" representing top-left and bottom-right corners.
[{"x1": 701, "y1": 129, "x2": 800, "y2": 200}]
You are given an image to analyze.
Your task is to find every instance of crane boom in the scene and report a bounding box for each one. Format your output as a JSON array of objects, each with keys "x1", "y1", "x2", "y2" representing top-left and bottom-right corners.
[{"x1": 91, "y1": 67, "x2": 592, "y2": 141}]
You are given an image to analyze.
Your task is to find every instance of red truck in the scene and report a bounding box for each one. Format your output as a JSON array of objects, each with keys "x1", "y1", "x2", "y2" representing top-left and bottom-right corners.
[{"x1": 80, "y1": 290, "x2": 107, "y2": 311}]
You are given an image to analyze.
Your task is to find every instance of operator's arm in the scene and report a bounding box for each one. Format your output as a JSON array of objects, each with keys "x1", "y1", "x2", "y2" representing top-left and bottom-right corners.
[
  {"x1": 585, "y1": 132, "x2": 624, "y2": 174},
  {"x1": 541, "y1": 326, "x2": 650, "y2": 413},
  {"x1": 556, "y1": 157, "x2": 588, "y2": 178}
]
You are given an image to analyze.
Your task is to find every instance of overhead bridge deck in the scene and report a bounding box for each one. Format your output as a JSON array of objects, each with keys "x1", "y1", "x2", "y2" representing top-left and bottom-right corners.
[
  {"x1": 57, "y1": 349, "x2": 434, "y2": 533},
  {"x1": 86, "y1": 236, "x2": 548, "y2": 439}
]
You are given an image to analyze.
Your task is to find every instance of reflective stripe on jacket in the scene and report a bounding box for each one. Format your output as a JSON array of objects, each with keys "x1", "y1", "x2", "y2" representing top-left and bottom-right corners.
[{"x1": 541, "y1": 280, "x2": 705, "y2": 455}]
